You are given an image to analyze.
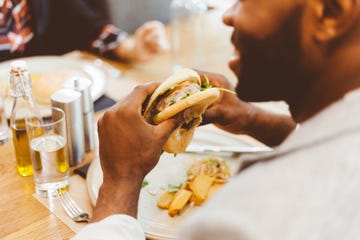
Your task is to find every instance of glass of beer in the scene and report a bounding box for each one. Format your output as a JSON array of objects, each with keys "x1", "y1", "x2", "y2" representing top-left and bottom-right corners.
[{"x1": 26, "y1": 107, "x2": 69, "y2": 198}]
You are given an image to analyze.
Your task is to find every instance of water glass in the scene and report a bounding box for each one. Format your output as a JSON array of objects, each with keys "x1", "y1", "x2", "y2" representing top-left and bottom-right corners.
[
  {"x1": 0, "y1": 94, "x2": 9, "y2": 144},
  {"x1": 26, "y1": 107, "x2": 70, "y2": 198},
  {"x1": 170, "y1": 0, "x2": 207, "y2": 72}
]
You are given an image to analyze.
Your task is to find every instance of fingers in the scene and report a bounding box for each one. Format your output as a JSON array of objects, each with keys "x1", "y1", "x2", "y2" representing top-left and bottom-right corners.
[
  {"x1": 128, "y1": 82, "x2": 160, "y2": 107},
  {"x1": 138, "y1": 21, "x2": 165, "y2": 34},
  {"x1": 99, "y1": 82, "x2": 159, "y2": 123},
  {"x1": 194, "y1": 69, "x2": 234, "y2": 89},
  {"x1": 143, "y1": 31, "x2": 169, "y2": 53},
  {"x1": 97, "y1": 113, "x2": 110, "y2": 147},
  {"x1": 130, "y1": 21, "x2": 169, "y2": 61},
  {"x1": 201, "y1": 108, "x2": 217, "y2": 125},
  {"x1": 136, "y1": 21, "x2": 169, "y2": 54},
  {"x1": 155, "y1": 118, "x2": 180, "y2": 143},
  {"x1": 136, "y1": 21, "x2": 164, "y2": 41},
  {"x1": 195, "y1": 70, "x2": 220, "y2": 87},
  {"x1": 155, "y1": 112, "x2": 184, "y2": 142}
]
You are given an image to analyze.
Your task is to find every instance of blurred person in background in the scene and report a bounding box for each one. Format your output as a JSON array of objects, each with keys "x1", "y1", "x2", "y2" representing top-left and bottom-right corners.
[
  {"x1": 75, "y1": 0, "x2": 360, "y2": 239},
  {"x1": 0, "y1": 0, "x2": 169, "y2": 62}
]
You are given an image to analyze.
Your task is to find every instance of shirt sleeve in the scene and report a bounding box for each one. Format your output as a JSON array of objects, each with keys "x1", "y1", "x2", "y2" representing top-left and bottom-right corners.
[
  {"x1": 91, "y1": 24, "x2": 128, "y2": 55},
  {"x1": 72, "y1": 215, "x2": 145, "y2": 240}
]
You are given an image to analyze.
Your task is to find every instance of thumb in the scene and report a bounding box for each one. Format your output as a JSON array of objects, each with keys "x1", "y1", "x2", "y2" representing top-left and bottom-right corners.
[{"x1": 155, "y1": 115, "x2": 183, "y2": 143}]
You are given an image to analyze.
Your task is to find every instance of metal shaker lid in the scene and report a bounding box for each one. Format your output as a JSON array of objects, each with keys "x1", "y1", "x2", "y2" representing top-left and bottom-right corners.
[
  {"x1": 63, "y1": 77, "x2": 93, "y2": 113},
  {"x1": 51, "y1": 88, "x2": 81, "y2": 107}
]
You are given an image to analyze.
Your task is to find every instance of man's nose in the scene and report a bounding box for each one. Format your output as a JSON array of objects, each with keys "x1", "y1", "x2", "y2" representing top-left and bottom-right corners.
[{"x1": 222, "y1": 4, "x2": 235, "y2": 26}]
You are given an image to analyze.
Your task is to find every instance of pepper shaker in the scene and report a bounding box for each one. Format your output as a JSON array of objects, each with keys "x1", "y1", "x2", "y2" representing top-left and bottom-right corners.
[
  {"x1": 64, "y1": 77, "x2": 95, "y2": 152},
  {"x1": 51, "y1": 88, "x2": 85, "y2": 166}
]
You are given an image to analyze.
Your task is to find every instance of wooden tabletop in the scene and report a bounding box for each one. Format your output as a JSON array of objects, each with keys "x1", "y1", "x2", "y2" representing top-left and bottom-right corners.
[
  {"x1": 0, "y1": 140, "x2": 71, "y2": 239},
  {"x1": 0, "y1": 3, "x2": 235, "y2": 239}
]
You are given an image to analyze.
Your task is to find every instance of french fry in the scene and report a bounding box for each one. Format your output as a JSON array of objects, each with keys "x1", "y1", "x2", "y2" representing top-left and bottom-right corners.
[
  {"x1": 157, "y1": 157, "x2": 231, "y2": 217},
  {"x1": 189, "y1": 193, "x2": 203, "y2": 206},
  {"x1": 207, "y1": 182, "x2": 224, "y2": 200},
  {"x1": 189, "y1": 174, "x2": 215, "y2": 204},
  {"x1": 168, "y1": 189, "x2": 192, "y2": 217},
  {"x1": 157, "y1": 191, "x2": 176, "y2": 209}
]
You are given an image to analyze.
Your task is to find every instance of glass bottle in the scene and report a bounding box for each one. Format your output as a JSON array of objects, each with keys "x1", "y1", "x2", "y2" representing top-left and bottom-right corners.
[
  {"x1": 9, "y1": 60, "x2": 42, "y2": 176},
  {"x1": 0, "y1": 93, "x2": 9, "y2": 144},
  {"x1": 170, "y1": 0, "x2": 207, "y2": 72}
]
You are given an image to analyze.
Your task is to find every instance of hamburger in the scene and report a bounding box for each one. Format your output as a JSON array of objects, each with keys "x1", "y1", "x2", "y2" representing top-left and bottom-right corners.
[{"x1": 143, "y1": 68, "x2": 220, "y2": 154}]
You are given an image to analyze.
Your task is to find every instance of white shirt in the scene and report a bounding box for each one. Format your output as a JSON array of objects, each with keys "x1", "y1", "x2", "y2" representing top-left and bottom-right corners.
[
  {"x1": 73, "y1": 215, "x2": 145, "y2": 240},
  {"x1": 74, "y1": 89, "x2": 360, "y2": 240}
]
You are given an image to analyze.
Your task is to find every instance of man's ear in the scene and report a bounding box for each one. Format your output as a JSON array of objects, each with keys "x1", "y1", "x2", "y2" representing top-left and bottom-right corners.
[{"x1": 313, "y1": 0, "x2": 356, "y2": 42}]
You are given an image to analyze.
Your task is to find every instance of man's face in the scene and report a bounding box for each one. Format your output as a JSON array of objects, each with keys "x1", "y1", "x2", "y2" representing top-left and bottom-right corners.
[{"x1": 223, "y1": 0, "x2": 306, "y2": 102}]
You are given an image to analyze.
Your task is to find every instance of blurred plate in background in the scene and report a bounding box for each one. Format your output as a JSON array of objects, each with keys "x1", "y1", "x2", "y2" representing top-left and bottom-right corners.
[{"x1": 0, "y1": 55, "x2": 107, "y2": 117}]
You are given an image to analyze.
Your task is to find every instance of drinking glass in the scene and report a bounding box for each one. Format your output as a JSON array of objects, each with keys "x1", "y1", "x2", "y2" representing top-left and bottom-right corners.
[
  {"x1": 170, "y1": 0, "x2": 207, "y2": 72},
  {"x1": 26, "y1": 107, "x2": 70, "y2": 198}
]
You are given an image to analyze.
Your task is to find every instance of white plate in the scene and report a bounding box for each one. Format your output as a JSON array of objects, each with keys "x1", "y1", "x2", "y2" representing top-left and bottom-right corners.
[
  {"x1": 0, "y1": 55, "x2": 107, "y2": 117},
  {"x1": 86, "y1": 125, "x2": 266, "y2": 240}
]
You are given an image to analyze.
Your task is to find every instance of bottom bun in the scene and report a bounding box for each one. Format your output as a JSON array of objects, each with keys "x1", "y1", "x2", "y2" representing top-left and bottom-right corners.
[
  {"x1": 163, "y1": 118, "x2": 202, "y2": 153},
  {"x1": 160, "y1": 88, "x2": 220, "y2": 154}
]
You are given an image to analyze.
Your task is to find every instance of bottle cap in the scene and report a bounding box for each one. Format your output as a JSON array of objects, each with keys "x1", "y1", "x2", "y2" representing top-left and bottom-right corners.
[
  {"x1": 51, "y1": 88, "x2": 85, "y2": 166},
  {"x1": 9, "y1": 60, "x2": 32, "y2": 98},
  {"x1": 10, "y1": 60, "x2": 28, "y2": 72}
]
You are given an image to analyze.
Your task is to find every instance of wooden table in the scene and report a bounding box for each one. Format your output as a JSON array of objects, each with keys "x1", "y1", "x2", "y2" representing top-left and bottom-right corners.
[
  {"x1": 0, "y1": 140, "x2": 72, "y2": 239},
  {"x1": 0, "y1": 2, "x2": 235, "y2": 239}
]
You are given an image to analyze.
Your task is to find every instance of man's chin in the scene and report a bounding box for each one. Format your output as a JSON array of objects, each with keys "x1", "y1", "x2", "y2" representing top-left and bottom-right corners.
[
  {"x1": 235, "y1": 75, "x2": 283, "y2": 102},
  {"x1": 230, "y1": 56, "x2": 285, "y2": 102},
  {"x1": 235, "y1": 84, "x2": 259, "y2": 101},
  {"x1": 229, "y1": 59, "x2": 261, "y2": 101}
]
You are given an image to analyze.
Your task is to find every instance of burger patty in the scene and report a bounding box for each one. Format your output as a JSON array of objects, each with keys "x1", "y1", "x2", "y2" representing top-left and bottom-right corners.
[{"x1": 156, "y1": 81, "x2": 201, "y2": 113}]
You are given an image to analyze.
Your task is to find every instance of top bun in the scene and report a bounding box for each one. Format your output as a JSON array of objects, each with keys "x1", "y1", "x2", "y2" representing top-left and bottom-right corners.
[{"x1": 144, "y1": 68, "x2": 201, "y2": 122}]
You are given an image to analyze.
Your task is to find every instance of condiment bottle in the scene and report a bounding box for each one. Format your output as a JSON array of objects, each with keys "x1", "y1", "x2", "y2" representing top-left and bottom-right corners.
[
  {"x1": 9, "y1": 60, "x2": 42, "y2": 176},
  {"x1": 0, "y1": 93, "x2": 9, "y2": 144}
]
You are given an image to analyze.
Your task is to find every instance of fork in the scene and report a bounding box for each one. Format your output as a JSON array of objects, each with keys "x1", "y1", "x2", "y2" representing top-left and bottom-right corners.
[{"x1": 57, "y1": 190, "x2": 90, "y2": 223}]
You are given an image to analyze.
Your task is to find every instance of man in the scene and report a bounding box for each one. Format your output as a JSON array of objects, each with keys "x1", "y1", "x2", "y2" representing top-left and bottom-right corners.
[
  {"x1": 75, "y1": 0, "x2": 360, "y2": 239},
  {"x1": 0, "y1": 0, "x2": 168, "y2": 62}
]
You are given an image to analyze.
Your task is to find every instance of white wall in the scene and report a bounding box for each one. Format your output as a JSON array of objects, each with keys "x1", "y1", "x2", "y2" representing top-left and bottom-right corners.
[{"x1": 103, "y1": 0, "x2": 171, "y2": 33}]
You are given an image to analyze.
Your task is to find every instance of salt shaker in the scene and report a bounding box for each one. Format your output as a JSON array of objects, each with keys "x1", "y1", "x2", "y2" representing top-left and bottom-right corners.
[
  {"x1": 64, "y1": 77, "x2": 95, "y2": 152},
  {"x1": 51, "y1": 88, "x2": 85, "y2": 166}
]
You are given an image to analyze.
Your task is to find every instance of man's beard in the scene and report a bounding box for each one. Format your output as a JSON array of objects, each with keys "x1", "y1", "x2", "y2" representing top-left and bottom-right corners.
[
  {"x1": 235, "y1": 9, "x2": 305, "y2": 103},
  {"x1": 236, "y1": 51, "x2": 301, "y2": 102}
]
